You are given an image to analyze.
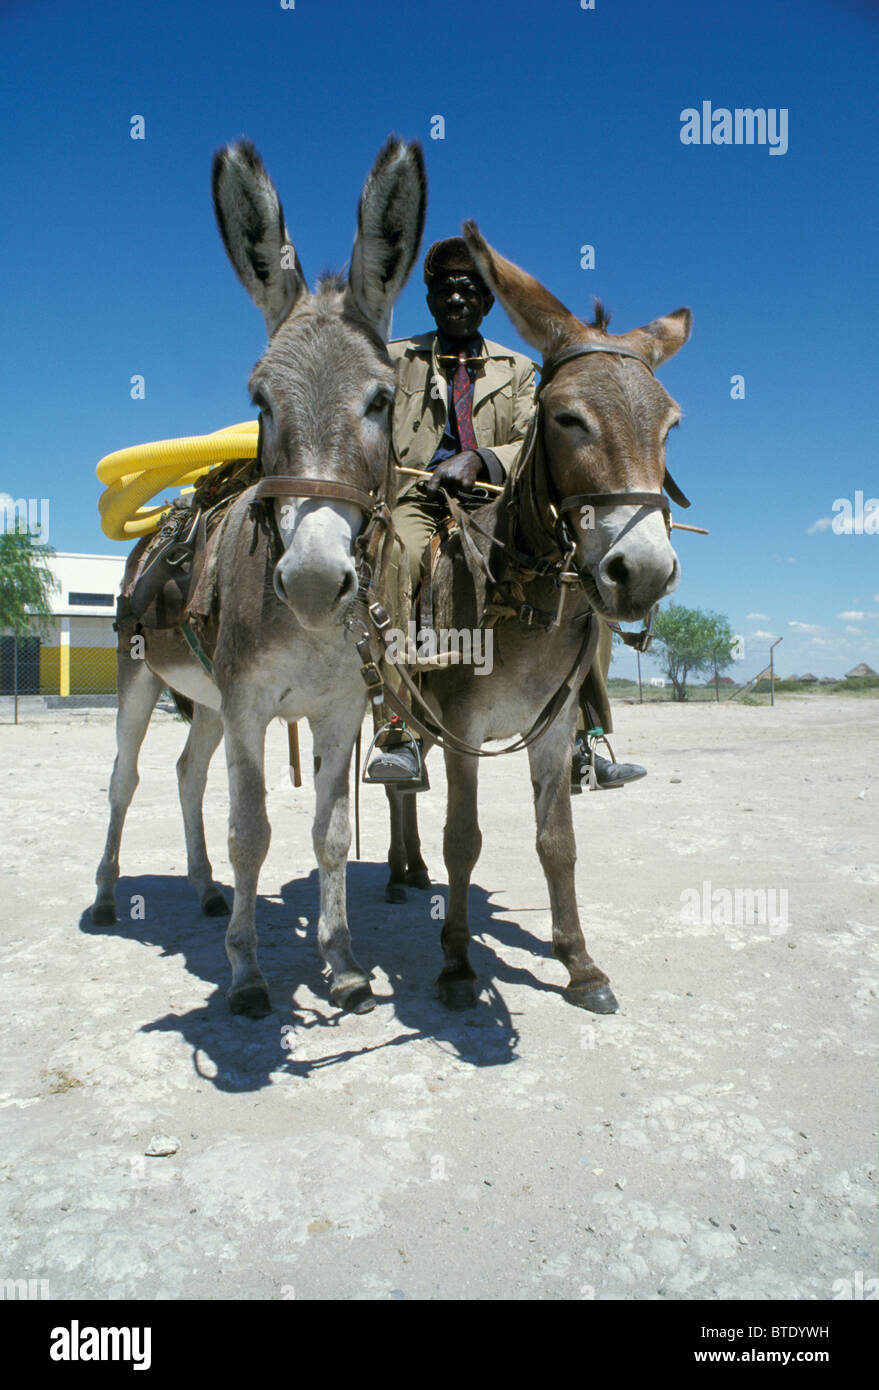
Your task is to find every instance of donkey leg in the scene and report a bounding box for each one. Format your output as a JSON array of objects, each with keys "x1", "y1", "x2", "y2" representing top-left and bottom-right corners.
[
  {"x1": 223, "y1": 710, "x2": 273, "y2": 1017},
  {"x1": 92, "y1": 654, "x2": 164, "y2": 927},
  {"x1": 437, "y1": 752, "x2": 481, "y2": 1009},
  {"x1": 403, "y1": 794, "x2": 430, "y2": 889},
  {"x1": 177, "y1": 704, "x2": 228, "y2": 917},
  {"x1": 385, "y1": 786, "x2": 410, "y2": 904},
  {"x1": 312, "y1": 710, "x2": 374, "y2": 1013},
  {"x1": 527, "y1": 717, "x2": 618, "y2": 1014}
]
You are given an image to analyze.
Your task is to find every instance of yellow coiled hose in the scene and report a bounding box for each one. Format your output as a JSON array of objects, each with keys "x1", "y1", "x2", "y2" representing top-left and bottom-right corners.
[{"x1": 96, "y1": 421, "x2": 260, "y2": 539}]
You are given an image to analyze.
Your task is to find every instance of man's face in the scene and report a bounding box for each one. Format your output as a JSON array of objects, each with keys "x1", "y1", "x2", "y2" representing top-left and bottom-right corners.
[{"x1": 427, "y1": 273, "x2": 490, "y2": 341}]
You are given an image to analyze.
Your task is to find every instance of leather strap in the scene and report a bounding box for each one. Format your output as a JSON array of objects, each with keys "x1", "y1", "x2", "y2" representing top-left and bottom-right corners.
[
  {"x1": 252, "y1": 475, "x2": 383, "y2": 516},
  {"x1": 538, "y1": 342, "x2": 655, "y2": 393},
  {"x1": 558, "y1": 491, "x2": 671, "y2": 514}
]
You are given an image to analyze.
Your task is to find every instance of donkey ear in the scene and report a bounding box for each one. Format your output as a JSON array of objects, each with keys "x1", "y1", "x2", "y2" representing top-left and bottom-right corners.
[
  {"x1": 346, "y1": 137, "x2": 427, "y2": 338},
  {"x1": 212, "y1": 140, "x2": 307, "y2": 337},
  {"x1": 624, "y1": 308, "x2": 693, "y2": 368},
  {"x1": 461, "y1": 221, "x2": 581, "y2": 356}
]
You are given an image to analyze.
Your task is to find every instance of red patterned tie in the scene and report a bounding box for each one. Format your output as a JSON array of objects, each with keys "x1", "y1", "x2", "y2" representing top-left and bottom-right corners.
[{"x1": 452, "y1": 352, "x2": 478, "y2": 451}]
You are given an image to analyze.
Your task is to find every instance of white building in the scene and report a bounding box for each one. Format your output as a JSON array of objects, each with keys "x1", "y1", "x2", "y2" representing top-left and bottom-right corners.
[{"x1": 1, "y1": 553, "x2": 126, "y2": 695}]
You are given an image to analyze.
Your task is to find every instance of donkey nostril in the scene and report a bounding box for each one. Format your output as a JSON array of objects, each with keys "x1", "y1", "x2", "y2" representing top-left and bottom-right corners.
[
  {"x1": 334, "y1": 568, "x2": 357, "y2": 607},
  {"x1": 605, "y1": 555, "x2": 629, "y2": 587}
]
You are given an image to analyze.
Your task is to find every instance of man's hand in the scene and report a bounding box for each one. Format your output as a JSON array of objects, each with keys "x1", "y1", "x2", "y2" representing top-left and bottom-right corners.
[{"x1": 425, "y1": 450, "x2": 485, "y2": 496}]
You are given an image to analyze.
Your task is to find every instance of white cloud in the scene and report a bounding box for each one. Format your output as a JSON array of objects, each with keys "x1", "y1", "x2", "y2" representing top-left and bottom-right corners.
[
  {"x1": 811, "y1": 637, "x2": 833, "y2": 647},
  {"x1": 788, "y1": 620, "x2": 819, "y2": 632},
  {"x1": 845, "y1": 625, "x2": 861, "y2": 634},
  {"x1": 751, "y1": 629, "x2": 776, "y2": 640},
  {"x1": 746, "y1": 612, "x2": 769, "y2": 621},
  {"x1": 807, "y1": 517, "x2": 833, "y2": 534},
  {"x1": 839, "y1": 611, "x2": 866, "y2": 621}
]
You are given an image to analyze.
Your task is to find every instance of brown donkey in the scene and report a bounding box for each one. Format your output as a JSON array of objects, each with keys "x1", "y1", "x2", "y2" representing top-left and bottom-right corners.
[
  {"x1": 92, "y1": 137, "x2": 426, "y2": 1017},
  {"x1": 386, "y1": 222, "x2": 692, "y2": 1013}
]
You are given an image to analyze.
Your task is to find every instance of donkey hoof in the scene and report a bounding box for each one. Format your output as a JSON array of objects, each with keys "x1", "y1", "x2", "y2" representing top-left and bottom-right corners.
[
  {"x1": 437, "y1": 976, "x2": 479, "y2": 1010},
  {"x1": 202, "y1": 891, "x2": 230, "y2": 918},
  {"x1": 91, "y1": 903, "x2": 117, "y2": 927},
  {"x1": 565, "y1": 983, "x2": 619, "y2": 1014},
  {"x1": 385, "y1": 881, "x2": 408, "y2": 904},
  {"x1": 405, "y1": 868, "x2": 431, "y2": 890},
  {"x1": 228, "y1": 984, "x2": 273, "y2": 1018},
  {"x1": 331, "y1": 981, "x2": 375, "y2": 1015}
]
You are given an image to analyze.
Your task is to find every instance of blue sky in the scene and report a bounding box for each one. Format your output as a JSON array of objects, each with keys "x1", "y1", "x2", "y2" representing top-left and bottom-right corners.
[{"x1": 1, "y1": 0, "x2": 877, "y2": 678}]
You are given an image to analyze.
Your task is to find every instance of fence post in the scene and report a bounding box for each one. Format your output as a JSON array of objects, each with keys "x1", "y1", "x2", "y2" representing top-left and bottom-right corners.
[
  {"x1": 59, "y1": 616, "x2": 70, "y2": 697},
  {"x1": 769, "y1": 637, "x2": 782, "y2": 707}
]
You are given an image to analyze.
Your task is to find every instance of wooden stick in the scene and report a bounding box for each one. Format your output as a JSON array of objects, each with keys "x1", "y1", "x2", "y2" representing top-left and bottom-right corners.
[
  {"x1": 396, "y1": 464, "x2": 502, "y2": 492},
  {"x1": 287, "y1": 720, "x2": 302, "y2": 788},
  {"x1": 395, "y1": 465, "x2": 709, "y2": 534}
]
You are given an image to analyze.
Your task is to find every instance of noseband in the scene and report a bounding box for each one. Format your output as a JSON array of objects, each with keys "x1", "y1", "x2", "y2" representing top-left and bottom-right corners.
[{"x1": 247, "y1": 412, "x2": 395, "y2": 583}]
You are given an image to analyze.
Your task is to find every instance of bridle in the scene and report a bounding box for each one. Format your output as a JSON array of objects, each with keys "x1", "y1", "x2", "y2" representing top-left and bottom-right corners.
[
  {"x1": 247, "y1": 411, "x2": 397, "y2": 589},
  {"x1": 518, "y1": 340, "x2": 691, "y2": 559},
  {"x1": 445, "y1": 340, "x2": 691, "y2": 644}
]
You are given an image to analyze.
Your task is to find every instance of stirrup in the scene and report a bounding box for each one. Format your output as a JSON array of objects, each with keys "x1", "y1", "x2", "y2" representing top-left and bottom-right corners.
[
  {"x1": 572, "y1": 725, "x2": 620, "y2": 794},
  {"x1": 362, "y1": 718, "x2": 430, "y2": 793}
]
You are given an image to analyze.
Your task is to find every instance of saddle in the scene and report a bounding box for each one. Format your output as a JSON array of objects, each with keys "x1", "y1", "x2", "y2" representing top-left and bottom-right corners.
[{"x1": 120, "y1": 457, "x2": 261, "y2": 630}]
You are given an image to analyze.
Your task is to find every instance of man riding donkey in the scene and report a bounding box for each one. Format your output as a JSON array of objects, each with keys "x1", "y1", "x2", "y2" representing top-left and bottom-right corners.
[{"x1": 364, "y1": 236, "x2": 647, "y2": 791}]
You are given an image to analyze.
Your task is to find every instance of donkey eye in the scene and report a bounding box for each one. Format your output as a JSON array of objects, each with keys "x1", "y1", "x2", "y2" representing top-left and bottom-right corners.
[
  {"x1": 252, "y1": 389, "x2": 272, "y2": 419},
  {"x1": 365, "y1": 390, "x2": 393, "y2": 417},
  {"x1": 555, "y1": 412, "x2": 588, "y2": 431}
]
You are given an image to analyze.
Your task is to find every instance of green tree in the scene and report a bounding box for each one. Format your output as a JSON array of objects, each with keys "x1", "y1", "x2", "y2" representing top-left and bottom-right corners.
[
  {"x1": 0, "y1": 530, "x2": 57, "y2": 635},
  {"x1": 651, "y1": 603, "x2": 737, "y2": 701}
]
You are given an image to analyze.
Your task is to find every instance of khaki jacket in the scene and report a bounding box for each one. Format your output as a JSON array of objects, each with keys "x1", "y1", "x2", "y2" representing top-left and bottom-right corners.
[{"x1": 389, "y1": 332, "x2": 536, "y2": 487}]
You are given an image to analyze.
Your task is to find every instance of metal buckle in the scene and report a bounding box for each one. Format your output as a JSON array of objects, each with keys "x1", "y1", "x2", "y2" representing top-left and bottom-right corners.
[
  {"x1": 368, "y1": 601, "x2": 391, "y2": 632},
  {"x1": 520, "y1": 604, "x2": 535, "y2": 626},
  {"x1": 359, "y1": 660, "x2": 384, "y2": 704}
]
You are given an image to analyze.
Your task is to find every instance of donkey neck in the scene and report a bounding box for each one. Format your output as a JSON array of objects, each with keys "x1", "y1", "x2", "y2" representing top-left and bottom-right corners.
[{"x1": 508, "y1": 419, "x2": 564, "y2": 566}]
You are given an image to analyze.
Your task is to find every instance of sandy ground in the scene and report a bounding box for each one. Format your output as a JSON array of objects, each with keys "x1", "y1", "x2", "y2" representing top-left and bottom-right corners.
[{"x1": 0, "y1": 695, "x2": 875, "y2": 1301}]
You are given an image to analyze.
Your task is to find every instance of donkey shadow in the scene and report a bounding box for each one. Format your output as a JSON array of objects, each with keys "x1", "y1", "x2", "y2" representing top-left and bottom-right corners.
[{"x1": 79, "y1": 863, "x2": 568, "y2": 1094}]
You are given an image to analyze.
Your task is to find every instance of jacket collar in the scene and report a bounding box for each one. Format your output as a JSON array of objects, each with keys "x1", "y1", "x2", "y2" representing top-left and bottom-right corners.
[{"x1": 396, "y1": 330, "x2": 518, "y2": 363}]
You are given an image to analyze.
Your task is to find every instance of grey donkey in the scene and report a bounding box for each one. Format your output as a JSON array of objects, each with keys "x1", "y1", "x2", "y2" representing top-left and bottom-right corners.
[{"x1": 92, "y1": 137, "x2": 427, "y2": 1017}]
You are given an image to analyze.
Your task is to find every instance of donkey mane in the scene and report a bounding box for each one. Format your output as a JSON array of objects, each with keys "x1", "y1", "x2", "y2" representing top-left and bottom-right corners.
[
  {"x1": 590, "y1": 298, "x2": 612, "y2": 331},
  {"x1": 266, "y1": 275, "x2": 392, "y2": 365},
  {"x1": 315, "y1": 269, "x2": 348, "y2": 293}
]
